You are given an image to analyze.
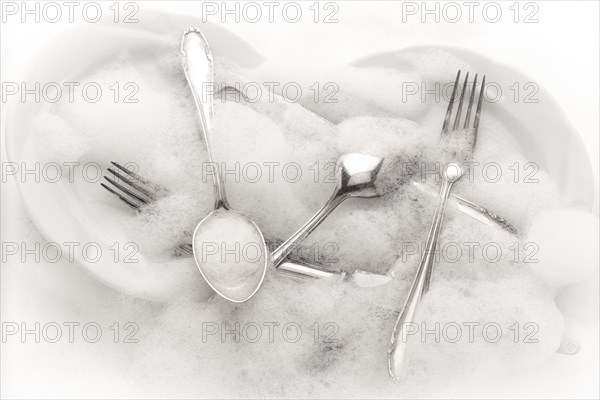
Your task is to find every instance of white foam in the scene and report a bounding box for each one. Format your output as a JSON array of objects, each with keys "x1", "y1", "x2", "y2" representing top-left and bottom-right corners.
[{"x1": 25, "y1": 45, "x2": 595, "y2": 398}]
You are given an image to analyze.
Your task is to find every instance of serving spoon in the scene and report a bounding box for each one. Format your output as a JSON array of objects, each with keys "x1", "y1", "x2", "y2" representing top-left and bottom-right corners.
[{"x1": 181, "y1": 27, "x2": 268, "y2": 303}]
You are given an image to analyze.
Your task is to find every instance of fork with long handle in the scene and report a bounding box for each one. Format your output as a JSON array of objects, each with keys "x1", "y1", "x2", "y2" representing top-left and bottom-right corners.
[
  {"x1": 388, "y1": 162, "x2": 464, "y2": 380},
  {"x1": 388, "y1": 71, "x2": 482, "y2": 380}
]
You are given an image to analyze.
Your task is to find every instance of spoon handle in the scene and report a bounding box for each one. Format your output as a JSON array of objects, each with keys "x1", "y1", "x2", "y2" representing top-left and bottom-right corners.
[
  {"x1": 181, "y1": 28, "x2": 229, "y2": 210},
  {"x1": 388, "y1": 168, "x2": 460, "y2": 381},
  {"x1": 271, "y1": 191, "x2": 346, "y2": 268},
  {"x1": 411, "y1": 180, "x2": 519, "y2": 237}
]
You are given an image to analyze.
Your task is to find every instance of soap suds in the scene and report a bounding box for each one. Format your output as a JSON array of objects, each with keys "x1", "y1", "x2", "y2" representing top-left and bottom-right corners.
[{"x1": 25, "y1": 41, "x2": 598, "y2": 398}]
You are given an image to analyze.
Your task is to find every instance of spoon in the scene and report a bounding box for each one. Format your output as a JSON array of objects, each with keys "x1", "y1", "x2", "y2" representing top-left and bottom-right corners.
[
  {"x1": 181, "y1": 27, "x2": 268, "y2": 303},
  {"x1": 271, "y1": 153, "x2": 384, "y2": 267},
  {"x1": 387, "y1": 161, "x2": 464, "y2": 381}
]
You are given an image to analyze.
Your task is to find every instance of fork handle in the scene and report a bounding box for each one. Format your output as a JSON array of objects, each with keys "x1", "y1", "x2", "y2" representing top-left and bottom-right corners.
[{"x1": 388, "y1": 177, "x2": 455, "y2": 380}]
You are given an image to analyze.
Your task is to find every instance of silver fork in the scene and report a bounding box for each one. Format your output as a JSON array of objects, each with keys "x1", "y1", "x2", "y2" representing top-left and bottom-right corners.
[
  {"x1": 388, "y1": 162, "x2": 465, "y2": 381},
  {"x1": 387, "y1": 71, "x2": 575, "y2": 378},
  {"x1": 101, "y1": 161, "x2": 167, "y2": 211},
  {"x1": 100, "y1": 162, "x2": 393, "y2": 285},
  {"x1": 388, "y1": 71, "x2": 485, "y2": 380},
  {"x1": 100, "y1": 162, "x2": 192, "y2": 256}
]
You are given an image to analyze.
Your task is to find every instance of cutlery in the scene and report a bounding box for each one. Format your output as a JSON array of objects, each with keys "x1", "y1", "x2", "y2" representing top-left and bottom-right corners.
[
  {"x1": 410, "y1": 181, "x2": 518, "y2": 236},
  {"x1": 388, "y1": 162, "x2": 464, "y2": 381},
  {"x1": 388, "y1": 71, "x2": 489, "y2": 380},
  {"x1": 271, "y1": 153, "x2": 384, "y2": 267},
  {"x1": 180, "y1": 27, "x2": 268, "y2": 303},
  {"x1": 101, "y1": 161, "x2": 392, "y2": 287},
  {"x1": 207, "y1": 69, "x2": 519, "y2": 237}
]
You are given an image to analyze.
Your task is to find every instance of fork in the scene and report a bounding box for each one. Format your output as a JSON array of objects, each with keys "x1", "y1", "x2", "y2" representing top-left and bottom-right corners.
[
  {"x1": 388, "y1": 71, "x2": 482, "y2": 380},
  {"x1": 101, "y1": 161, "x2": 393, "y2": 284},
  {"x1": 388, "y1": 162, "x2": 465, "y2": 381},
  {"x1": 427, "y1": 69, "x2": 484, "y2": 290}
]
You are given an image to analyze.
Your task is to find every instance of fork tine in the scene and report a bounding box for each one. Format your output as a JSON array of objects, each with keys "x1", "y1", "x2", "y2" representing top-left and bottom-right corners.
[
  {"x1": 108, "y1": 167, "x2": 157, "y2": 201},
  {"x1": 104, "y1": 176, "x2": 151, "y2": 205},
  {"x1": 110, "y1": 161, "x2": 145, "y2": 180},
  {"x1": 472, "y1": 75, "x2": 486, "y2": 147},
  {"x1": 101, "y1": 182, "x2": 141, "y2": 210},
  {"x1": 463, "y1": 73, "x2": 478, "y2": 129},
  {"x1": 110, "y1": 162, "x2": 167, "y2": 193},
  {"x1": 179, "y1": 243, "x2": 193, "y2": 255},
  {"x1": 102, "y1": 161, "x2": 171, "y2": 212},
  {"x1": 442, "y1": 70, "x2": 461, "y2": 133},
  {"x1": 452, "y1": 72, "x2": 469, "y2": 130}
]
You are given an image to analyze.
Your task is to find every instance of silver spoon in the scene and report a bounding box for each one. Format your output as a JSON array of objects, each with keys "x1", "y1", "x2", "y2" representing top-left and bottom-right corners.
[
  {"x1": 181, "y1": 28, "x2": 268, "y2": 303},
  {"x1": 388, "y1": 161, "x2": 464, "y2": 381},
  {"x1": 271, "y1": 153, "x2": 384, "y2": 268}
]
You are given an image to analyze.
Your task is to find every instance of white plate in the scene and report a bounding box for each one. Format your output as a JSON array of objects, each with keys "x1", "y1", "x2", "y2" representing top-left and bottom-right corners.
[
  {"x1": 5, "y1": 11, "x2": 595, "y2": 302},
  {"x1": 4, "y1": 10, "x2": 265, "y2": 301}
]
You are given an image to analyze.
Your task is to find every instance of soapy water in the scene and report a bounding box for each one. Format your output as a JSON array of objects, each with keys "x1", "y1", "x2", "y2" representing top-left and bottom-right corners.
[{"x1": 26, "y1": 37, "x2": 599, "y2": 398}]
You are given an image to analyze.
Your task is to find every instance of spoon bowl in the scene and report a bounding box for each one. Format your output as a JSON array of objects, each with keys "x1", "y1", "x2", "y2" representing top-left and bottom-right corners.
[
  {"x1": 192, "y1": 209, "x2": 268, "y2": 303},
  {"x1": 335, "y1": 153, "x2": 385, "y2": 198}
]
